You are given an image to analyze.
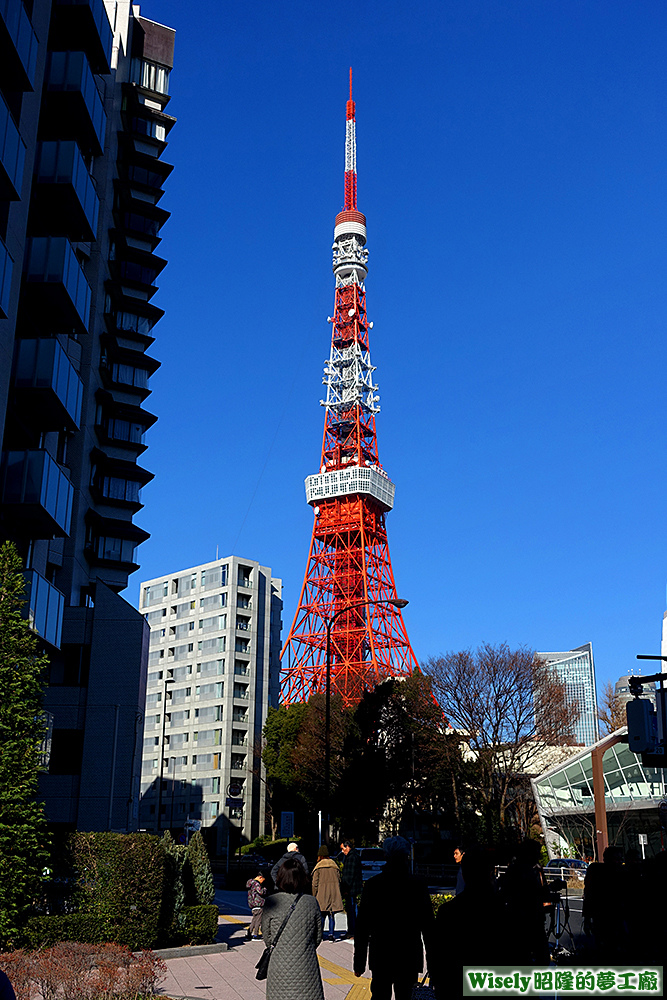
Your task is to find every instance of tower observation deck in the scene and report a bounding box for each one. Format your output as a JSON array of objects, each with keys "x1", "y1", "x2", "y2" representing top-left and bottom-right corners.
[{"x1": 279, "y1": 72, "x2": 418, "y2": 707}]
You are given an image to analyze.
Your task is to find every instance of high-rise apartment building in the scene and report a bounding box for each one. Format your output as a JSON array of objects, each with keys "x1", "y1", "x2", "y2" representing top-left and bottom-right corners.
[
  {"x1": 0, "y1": 0, "x2": 174, "y2": 832},
  {"x1": 537, "y1": 642, "x2": 599, "y2": 746},
  {"x1": 138, "y1": 558, "x2": 283, "y2": 855}
]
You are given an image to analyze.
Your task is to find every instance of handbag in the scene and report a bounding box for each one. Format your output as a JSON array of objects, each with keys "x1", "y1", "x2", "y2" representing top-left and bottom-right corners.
[
  {"x1": 255, "y1": 893, "x2": 302, "y2": 981},
  {"x1": 411, "y1": 973, "x2": 437, "y2": 1000}
]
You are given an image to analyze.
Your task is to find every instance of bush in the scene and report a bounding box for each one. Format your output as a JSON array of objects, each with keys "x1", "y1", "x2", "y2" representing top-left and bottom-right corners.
[
  {"x1": 18, "y1": 914, "x2": 106, "y2": 950},
  {"x1": 0, "y1": 943, "x2": 166, "y2": 999},
  {"x1": 181, "y1": 905, "x2": 219, "y2": 945},
  {"x1": 71, "y1": 832, "x2": 164, "y2": 950},
  {"x1": 430, "y1": 893, "x2": 454, "y2": 916},
  {"x1": 186, "y1": 832, "x2": 214, "y2": 905}
]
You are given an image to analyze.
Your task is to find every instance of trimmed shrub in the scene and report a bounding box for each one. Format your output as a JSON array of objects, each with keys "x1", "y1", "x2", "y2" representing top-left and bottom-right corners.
[
  {"x1": 18, "y1": 914, "x2": 106, "y2": 950},
  {"x1": 71, "y1": 831, "x2": 164, "y2": 950},
  {"x1": 159, "y1": 832, "x2": 187, "y2": 946},
  {"x1": 181, "y1": 905, "x2": 219, "y2": 945},
  {"x1": 186, "y1": 832, "x2": 214, "y2": 905}
]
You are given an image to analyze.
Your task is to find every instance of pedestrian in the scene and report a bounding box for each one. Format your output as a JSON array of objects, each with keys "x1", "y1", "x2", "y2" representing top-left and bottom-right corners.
[
  {"x1": 498, "y1": 839, "x2": 550, "y2": 965},
  {"x1": 583, "y1": 846, "x2": 629, "y2": 961},
  {"x1": 453, "y1": 844, "x2": 465, "y2": 895},
  {"x1": 338, "y1": 839, "x2": 363, "y2": 938},
  {"x1": 354, "y1": 836, "x2": 434, "y2": 1000},
  {"x1": 271, "y1": 841, "x2": 309, "y2": 885},
  {"x1": 262, "y1": 857, "x2": 325, "y2": 1000},
  {"x1": 311, "y1": 845, "x2": 344, "y2": 941},
  {"x1": 245, "y1": 870, "x2": 267, "y2": 940},
  {"x1": 430, "y1": 848, "x2": 503, "y2": 999}
]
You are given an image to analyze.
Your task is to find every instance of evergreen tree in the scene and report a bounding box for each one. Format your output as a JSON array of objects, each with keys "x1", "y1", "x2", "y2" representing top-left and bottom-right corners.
[
  {"x1": 0, "y1": 541, "x2": 51, "y2": 946},
  {"x1": 185, "y1": 830, "x2": 214, "y2": 905}
]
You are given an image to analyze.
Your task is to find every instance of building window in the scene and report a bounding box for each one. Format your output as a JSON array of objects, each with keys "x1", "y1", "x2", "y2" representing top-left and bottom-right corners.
[
  {"x1": 89, "y1": 534, "x2": 137, "y2": 563},
  {"x1": 200, "y1": 593, "x2": 226, "y2": 610},
  {"x1": 131, "y1": 57, "x2": 170, "y2": 95},
  {"x1": 110, "y1": 362, "x2": 149, "y2": 389},
  {"x1": 101, "y1": 476, "x2": 142, "y2": 503},
  {"x1": 143, "y1": 582, "x2": 168, "y2": 606},
  {"x1": 145, "y1": 609, "x2": 166, "y2": 624}
]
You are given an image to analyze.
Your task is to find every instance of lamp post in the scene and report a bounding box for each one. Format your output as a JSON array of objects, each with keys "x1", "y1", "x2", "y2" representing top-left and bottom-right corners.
[
  {"x1": 323, "y1": 597, "x2": 409, "y2": 842},
  {"x1": 156, "y1": 675, "x2": 174, "y2": 833}
]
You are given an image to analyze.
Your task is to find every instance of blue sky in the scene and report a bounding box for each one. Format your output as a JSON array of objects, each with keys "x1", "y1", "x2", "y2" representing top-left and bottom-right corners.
[{"x1": 131, "y1": 0, "x2": 667, "y2": 693}]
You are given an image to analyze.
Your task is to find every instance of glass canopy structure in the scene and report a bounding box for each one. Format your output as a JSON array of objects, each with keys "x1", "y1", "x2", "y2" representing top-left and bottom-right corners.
[{"x1": 532, "y1": 727, "x2": 667, "y2": 859}]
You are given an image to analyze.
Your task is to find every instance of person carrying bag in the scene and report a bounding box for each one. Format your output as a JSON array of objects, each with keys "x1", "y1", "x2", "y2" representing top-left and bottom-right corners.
[
  {"x1": 255, "y1": 893, "x2": 302, "y2": 980},
  {"x1": 258, "y1": 857, "x2": 325, "y2": 1000}
]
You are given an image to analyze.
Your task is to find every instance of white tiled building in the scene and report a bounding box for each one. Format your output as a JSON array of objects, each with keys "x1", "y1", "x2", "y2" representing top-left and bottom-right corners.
[{"x1": 138, "y1": 557, "x2": 282, "y2": 854}]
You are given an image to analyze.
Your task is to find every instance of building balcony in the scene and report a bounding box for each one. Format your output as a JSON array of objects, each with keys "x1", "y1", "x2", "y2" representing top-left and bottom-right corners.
[
  {"x1": 42, "y1": 51, "x2": 106, "y2": 156},
  {"x1": 49, "y1": 0, "x2": 113, "y2": 74},
  {"x1": 23, "y1": 237, "x2": 92, "y2": 335},
  {"x1": 1, "y1": 449, "x2": 74, "y2": 537},
  {"x1": 84, "y1": 511, "x2": 149, "y2": 572},
  {"x1": 0, "y1": 89, "x2": 26, "y2": 200},
  {"x1": 0, "y1": 234, "x2": 12, "y2": 318},
  {"x1": 0, "y1": 0, "x2": 38, "y2": 92},
  {"x1": 23, "y1": 569, "x2": 65, "y2": 649},
  {"x1": 31, "y1": 141, "x2": 99, "y2": 241},
  {"x1": 13, "y1": 338, "x2": 83, "y2": 431}
]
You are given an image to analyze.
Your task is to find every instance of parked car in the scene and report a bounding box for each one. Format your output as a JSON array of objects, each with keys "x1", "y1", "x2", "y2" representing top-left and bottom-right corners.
[
  {"x1": 359, "y1": 847, "x2": 386, "y2": 881},
  {"x1": 544, "y1": 858, "x2": 588, "y2": 881}
]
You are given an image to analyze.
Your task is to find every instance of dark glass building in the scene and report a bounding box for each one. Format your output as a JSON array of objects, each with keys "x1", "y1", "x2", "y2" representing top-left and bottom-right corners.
[{"x1": 0, "y1": 0, "x2": 175, "y2": 833}]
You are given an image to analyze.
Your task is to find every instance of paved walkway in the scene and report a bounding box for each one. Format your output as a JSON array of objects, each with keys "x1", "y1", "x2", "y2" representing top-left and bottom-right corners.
[{"x1": 159, "y1": 891, "x2": 372, "y2": 1000}]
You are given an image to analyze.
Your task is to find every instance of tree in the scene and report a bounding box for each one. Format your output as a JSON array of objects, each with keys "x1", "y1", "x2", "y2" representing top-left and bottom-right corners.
[
  {"x1": 0, "y1": 541, "x2": 51, "y2": 946},
  {"x1": 425, "y1": 643, "x2": 580, "y2": 840},
  {"x1": 186, "y1": 830, "x2": 214, "y2": 905},
  {"x1": 598, "y1": 680, "x2": 626, "y2": 735}
]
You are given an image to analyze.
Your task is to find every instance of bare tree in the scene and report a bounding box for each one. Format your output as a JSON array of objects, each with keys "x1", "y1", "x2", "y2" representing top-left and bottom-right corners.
[
  {"x1": 425, "y1": 644, "x2": 580, "y2": 833},
  {"x1": 598, "y1": 680, "x2": 626, "y2": 735}
]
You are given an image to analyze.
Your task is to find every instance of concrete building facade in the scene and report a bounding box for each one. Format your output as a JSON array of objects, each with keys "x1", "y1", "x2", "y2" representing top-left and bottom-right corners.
[
  {"x1": 537, "y1": 642, "x2": 599, "y2": 747},
  {"x1": 138, "y1": 557, "x2": 283, "y2": 856},
  {"x1": 0, "y1": 0, "x2": 174, "y2": 832}
]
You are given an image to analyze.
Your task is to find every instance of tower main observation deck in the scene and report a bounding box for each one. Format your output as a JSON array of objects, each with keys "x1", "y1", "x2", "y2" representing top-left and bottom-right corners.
[{"x1": 280, "y1": 72, "x2": 418, "y2": 708}]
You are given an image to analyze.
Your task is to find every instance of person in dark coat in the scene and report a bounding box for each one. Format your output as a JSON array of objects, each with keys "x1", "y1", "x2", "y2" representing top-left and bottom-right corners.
[
  {"x1": 431, "y1": 848, "x2": 504, "y2": 1000},
  {"x1": 498, "y1": 839, "x2": 550, "y2": 965},
  {"x1": 339, "y1": 839, "x2": 363, "y2": 938},
  {"x1": 354, "y1": 836, "x2": 434, "y2": 1000},
  {"x1": 583, "y1": 846, "x2": 629, "y2": 961},
  {"x1": 271, "y1": 841, "x2": 309, "y2": 884},
  {"x1": 262, "y1": 858, "x2": 324, "y2": 1000}
]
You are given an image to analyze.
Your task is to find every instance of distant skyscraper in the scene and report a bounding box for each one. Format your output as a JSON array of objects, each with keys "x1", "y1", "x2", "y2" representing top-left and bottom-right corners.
[
  {"x1": 0, "y1": 0, "x2": 175, "y2": 831},
  {"x1": 537, "y1": 643, "x2": 598, "y2": 746},
  {"x1": 614, "y1": 673, "x2": 657, "y2": 712},
  {"x1": 139, "y1": 557, "x2": 282, "y2": 854}
]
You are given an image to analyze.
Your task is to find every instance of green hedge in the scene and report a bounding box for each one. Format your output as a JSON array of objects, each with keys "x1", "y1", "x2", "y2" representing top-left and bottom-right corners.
[
  {"x1": 181, "y1": 905, "x2": 219, "y2": 945},
  {"x1": 19, "y1": 913, "x2": 106, "y2": 949}
]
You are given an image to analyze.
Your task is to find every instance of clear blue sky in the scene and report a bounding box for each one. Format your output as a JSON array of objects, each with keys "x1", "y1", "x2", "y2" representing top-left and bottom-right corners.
[{"x1": 131, "y1": 0, "x2": 667, "y2": 694}]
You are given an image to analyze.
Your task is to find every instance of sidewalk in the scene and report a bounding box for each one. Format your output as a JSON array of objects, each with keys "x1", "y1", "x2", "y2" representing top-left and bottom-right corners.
[{"x1": 159, "y1": 891, "x2": 372, "y2": 1000}]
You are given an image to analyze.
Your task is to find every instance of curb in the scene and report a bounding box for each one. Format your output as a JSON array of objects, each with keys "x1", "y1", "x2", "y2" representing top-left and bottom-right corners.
[{"x1": 152, "y1": 942, "x2": 229, "y2": 959}]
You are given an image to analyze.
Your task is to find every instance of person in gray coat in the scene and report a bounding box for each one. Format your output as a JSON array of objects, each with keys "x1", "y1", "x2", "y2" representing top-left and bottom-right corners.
[{"x1": 262, "y1": 857, "x2": 324, "y2": 1000}]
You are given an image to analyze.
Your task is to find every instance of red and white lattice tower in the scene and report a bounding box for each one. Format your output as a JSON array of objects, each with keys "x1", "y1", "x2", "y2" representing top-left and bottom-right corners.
[{"x1": 280, "y1": 71, "x2": 418, "y2": 708}]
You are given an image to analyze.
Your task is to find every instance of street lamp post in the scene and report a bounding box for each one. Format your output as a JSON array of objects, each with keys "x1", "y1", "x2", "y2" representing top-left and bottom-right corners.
[
  {"x1": 323, "y1": 597, "x2": 409, "y2": 843},
  {"x1": 156, "y1": 675, "x2": 174, "y2": 833}
]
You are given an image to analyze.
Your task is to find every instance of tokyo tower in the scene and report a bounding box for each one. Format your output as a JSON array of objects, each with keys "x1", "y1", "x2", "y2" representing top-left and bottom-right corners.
[{"x1": 280, "y1": 71, "x2": 418, "y2": 707}]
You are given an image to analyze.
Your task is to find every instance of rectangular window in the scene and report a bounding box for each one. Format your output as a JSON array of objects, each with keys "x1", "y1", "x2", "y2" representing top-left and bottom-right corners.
[
  {"x1": 199, "y1": 614, "x2": 227, "y2": 632},
  {"x1": 231, "y1": 729, "x2": 247, "y2": 746},
  {"x1": 198, "y1": 636, "x2": 226, "y2": 653},
  {"x1": 231, "y1": 753, "x2": 246, "y2": 770},
  {"x1": 232, "y1": 706, "x2": 248, "y2": 723},
  {"x1": 148, "y1": 649, "x2": 164, "y2": 665},
  {"x1": 234, "y1": 662, "x2": 250, "y2": 677},
  {"x1": 195, "y1": 682, "x2": 224, "y2": 699},
  {"x1": 131, "y1": 57, "x2": 171, "y2": 95},
  {"x1": 235, "y1": 638, "x2": 249, "y2": 653},
  {"x1": 101, "y1": 476, "x2": 141, "y2": 503},
  {"x1": 143, "y1": 736, "x2": 159, "y2": 749},
  {"x1": 200, "y1": 593, "x2": 226, "y2": 610},
  {"x1": 233, "y1": 683, "x2": 249, "y2": 700},
  {"x1": 196, "y1": 659, "x2": 224, "y2": 677},
  {"x1": 143, "y1": 582, "x2": 168, "y2": 607},
  {"x1": 145, "y1": 609, "x2": 166, "y2": 624},
  {"x1": 237, "y1": 594, "x2": 251, "y2": 609},
  {"x1": 175, "y1": 621, "x2": 195, "y2": 637},
  {"x1": 201, "y1": 565, "x2": 228, "y2": 591},
  {"x1": 146, "y1": 692, "x2": 162, "y2": 706}
]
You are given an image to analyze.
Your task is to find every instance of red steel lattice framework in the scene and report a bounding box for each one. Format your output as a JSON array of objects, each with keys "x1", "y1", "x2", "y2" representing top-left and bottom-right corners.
[{"x1": 280, "y1": 72, "x2": 418, "y2": 707}]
